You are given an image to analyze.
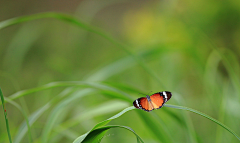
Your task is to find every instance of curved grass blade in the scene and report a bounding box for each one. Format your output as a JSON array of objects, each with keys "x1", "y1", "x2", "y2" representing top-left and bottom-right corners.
[
  {"x1": 13, "y1": 87, "x2": 78, "y2": 143},
  {"x1": 135, "y1": 111, "x2": 169, "y2": 143},
  {"x1": 215, "y1": 82, "x2": 228, "y2": 143},
  {"x1": 2, "y1": 81, "x2": 132, "y2": 105},
  {"x1": 0, "y1": 13, "x2": 89, "y2": 31},
  {"x1": 41, "y1": 89, "x2": 94, "y2": 143},
  {"x1": 0, "y1": 88, "x2": 13, "y2": 143},
  {"x1": 170, "y1": 93, "x2": 198, "y2": 143},
  {"x1": 4, "y1": 98, "x2": 32, "y2": 143},
  {"x1": 3, "y1": 24, "x2": 44, "y2": 74},
  {"x1": 53, "y1": 100, "x2": 129, "y2": 134},
  {"x1": 0, "y1": 12, "x2": 166, "y2": 88},
  {"x1": 1, "y1": 82, "x2": 133, "y2": 142},
  {"x1": 165, "y1": 104, "x2": 240, "y2": 141},
  {"x1": 42, "y1": 85, "x2": 131, "y2": 142},
  {"x1": 85, "y1": 56, "x2": 136, "y2": 82},
  {"x1": 194, "y1": 29, "x2": 240, "y2": 98},
  {"x1": 73, "y1": 106, "x2": 136, "y2": 143},
  {"x1": 81, "y1": 125, "x2": 144, "y2": 143},
  {"x1": 51, "y1": 100, "x2": 129, "y2": 142},
  {"x1": 13, "y1": 103, "x2": 50, "y2": 143}
]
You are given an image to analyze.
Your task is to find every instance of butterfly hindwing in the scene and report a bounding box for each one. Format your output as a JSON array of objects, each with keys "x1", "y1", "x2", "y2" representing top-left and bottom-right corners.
[{"x1": 133, "y1": 97, "x2": 153, "y2": 112}]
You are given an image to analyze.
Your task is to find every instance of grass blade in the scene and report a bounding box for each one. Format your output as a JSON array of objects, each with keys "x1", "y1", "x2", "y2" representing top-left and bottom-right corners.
[
  {"x1": 4, "y1": 98, "x2": 32, "y2": 143},
  {"x1": 41, "y1": 89, "x2": 94, "y2": 143},
  {"x1": 13, "y1": 87, "x2": 77, "y2": 143},
  {"x1": 73, "y1": 106, "x2": 136, "y2": 143},
  {"x1": 0, "y1": 12, "x2": 166, "y2": 88},
  {"x1": 165, "y1": 104, "x2": 240, "y2": 141},
  {"x1": 51, "y1": 100, "x2": 129, "y2": 142},
  {"x1": 81, "y1": 125, "x2": 144, "y2": 143},
  {"x1": 0, "y1": 88, "x2": 13, "y2": 143},
  {"x1": 2, "y1": 81, "x2": 132, "y2": 105},
  {"x1": 53, "y1": 100, "x2": 129, "y2": 133},
  {"x1": 13, "y1": 103, "x2": 50, "y2": 143},
  {"x1": 134, "y1": 111, "x2": 172, "y2": 143}
]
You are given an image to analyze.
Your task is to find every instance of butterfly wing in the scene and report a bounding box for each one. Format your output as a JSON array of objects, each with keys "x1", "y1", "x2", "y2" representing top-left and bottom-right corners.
[
  {"x1": 149, "y1": 93, "x2": 165, "y2": 109},
  {"x1": 150, "y1": 91, "x2": 172, "y2": 109},
  {"x1": 133, "y1": 97, "x2": 153, "y2": 112},
  {"x1": 164, "y1": 91, "x2": 172, "y2": 101}
]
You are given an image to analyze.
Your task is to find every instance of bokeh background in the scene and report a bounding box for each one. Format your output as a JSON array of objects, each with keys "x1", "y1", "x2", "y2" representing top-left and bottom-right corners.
[{"x1": 1, "y1": 0, "x2": 240, "y2": 142}]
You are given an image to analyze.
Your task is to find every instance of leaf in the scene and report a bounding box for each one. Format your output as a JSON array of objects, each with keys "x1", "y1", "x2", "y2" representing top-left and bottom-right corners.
[
  {"x1": 81, "y1": 125, "x2": 143, "y2": 143},
  {"x1": 51, "y1": 100, "x2": 129, "y2": 142},
  {"x1": 13, "y1": 103, "x2": 50, "y2": 143},
  {"x1": 134, "y1": 111, "x2": 171, "y2": 143},
  {"x1": 41, "y1": 89, "x2": 95, "y2": 143},
  {"x1": 0, "y1": 88, "x2": 13, "y2": 143},
  {"x1": 72, "y1": 106, "x2": 141, "y2": 143},
  {"x1": 0, "y1": 12, "x2": 166, "y2": 88},
  {"x1": 164, "y1": 104, "x2": 240, "y2": 141},
  {"x1": 13, "y1": 87, "x2": 77, "y2": 143},
  {"x1": 4, "y1": 98, "x2": 33, "y2": 143},
  {"x1": 3, "y1": 81, "x2": 132, "y2": 104}
]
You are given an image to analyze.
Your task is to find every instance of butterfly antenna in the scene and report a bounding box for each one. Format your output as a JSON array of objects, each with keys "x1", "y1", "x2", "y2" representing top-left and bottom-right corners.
[
  {"x1": 138, "y1": 93, "x2": 146, "y2": 96},
  {"x1": 147, "y1": 91, "x2": 152, "y2": 95}
]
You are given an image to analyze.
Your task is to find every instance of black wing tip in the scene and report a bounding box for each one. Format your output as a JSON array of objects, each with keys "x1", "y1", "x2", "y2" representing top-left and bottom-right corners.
[
  {"x1": 133, "y1": 100, "x2": 139, "y2": 108},
  {"x1": 165, "y1": 91, "x2": 172, "y2": 101},
  {"x1": 157, "y1": 91, "x2": 172, "y2": 101}
]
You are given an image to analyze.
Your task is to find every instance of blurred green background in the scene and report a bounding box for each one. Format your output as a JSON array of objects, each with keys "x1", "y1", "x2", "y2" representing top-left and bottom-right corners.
[{"x1": 1, "y1": 0, "x2": 240, "y2": 142}]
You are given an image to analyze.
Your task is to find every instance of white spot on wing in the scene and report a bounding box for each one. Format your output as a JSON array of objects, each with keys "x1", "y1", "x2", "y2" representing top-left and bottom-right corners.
[
  {"x1": 135, "y1": 99, "x2": 139, "y2": 108},
  {"x1": 163, "y1": 91, "x2": 167, "y2": 98},
  {"x1": 163, "y1": 91, "x2": 168, "y2": 102}
]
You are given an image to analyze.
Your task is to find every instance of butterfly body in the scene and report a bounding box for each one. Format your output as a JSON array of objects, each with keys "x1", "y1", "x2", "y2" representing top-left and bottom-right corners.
[{"x1": 133, "y1": 91, "x2": 172, "y2": 112}]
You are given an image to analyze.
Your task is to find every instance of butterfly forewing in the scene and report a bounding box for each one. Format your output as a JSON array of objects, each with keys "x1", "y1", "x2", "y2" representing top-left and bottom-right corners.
[
  {"x1": 150, "y1": 93, "x2": 165, "y2": 109},
  {"x1": 165, "y1": 91, "x2": 172, "y2": 101}
]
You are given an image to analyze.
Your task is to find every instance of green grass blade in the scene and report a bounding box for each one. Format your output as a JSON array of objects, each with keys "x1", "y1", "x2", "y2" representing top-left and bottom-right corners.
[
  {"x1": 13, "y1": 103, "x2": 50, "y2": 143},
  {"x1": 41, "y1": 89, "x2": 94, "y2": 143},
  {"x1": 4, "y1": 98, "x2": 32, "y2": 143},
  {"x1": 81, "y1": 125, "x2": 144, "y2": 143},
  {"x1": 13, "y1": 87, "x2": 77, "y2": 143},
  {"x1": 73, "y1": 106, "x2": 136, "y2": 143},
  {"x1": 215, "y1": 81, "x2": 229, "y2": 143},
  {"x1": 3, "y1": 24, "x2": 43, "y2": 74},
  {"x1": 0, "y1": 88, "x2": 13, "y2": 143},
  {"x1": 196, "y1": 30, "x2": 240, "y2": 97},
  {"x1": 0, "y1": 12, "x2": 166, "y2": 88},
  {"x1": 170, "y1": 93, "x2": 198, "y2": 143},
  {"x1": 2, "y1": 81, "x2": 132, "y2": 105},
  {"x1": 0, "y1": 13, "x2": 88, "y2": 31},
  {"x1": 95, "y1": 106, "x2": 135, "y2": 129},
  {"x1": 6, "y1": 82, "x2": 82, "y2": 102},
  {"x1": 165, "y1": 104, "x2": 240, "y2": 141},
  {"x1": 82, "y1": 128, "x2": 109, "y2": 143},
  {"x1": 85, "y1": 56, "x2": 136, "y2": 82},
  {"x1": 53, "y1": 100, "x2": 129, "y2": 136}
]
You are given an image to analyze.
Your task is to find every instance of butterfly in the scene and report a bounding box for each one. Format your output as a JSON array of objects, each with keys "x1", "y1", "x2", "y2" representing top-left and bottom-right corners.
[{"x1": 133, "y1": 91, "x2": 172, "y2": 112}]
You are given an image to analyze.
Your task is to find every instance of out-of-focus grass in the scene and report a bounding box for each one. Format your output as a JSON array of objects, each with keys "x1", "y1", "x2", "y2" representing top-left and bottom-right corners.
[
  {"x1": 0, "y1": 88, "x2": 12, "y2": 143},
  {"x1": 1, "y1": 1, "x2": 240, "y2": 143}
]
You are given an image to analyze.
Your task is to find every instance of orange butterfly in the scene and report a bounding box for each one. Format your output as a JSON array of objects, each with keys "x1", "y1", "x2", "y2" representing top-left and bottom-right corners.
[{"x1": 133, "y1": 91, "x2": 172, "y2": 112}]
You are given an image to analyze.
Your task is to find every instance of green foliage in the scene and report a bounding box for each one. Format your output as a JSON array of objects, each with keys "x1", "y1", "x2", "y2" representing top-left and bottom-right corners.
[
  {"x1": 1, "y1": 1, "x2": 240, "y2": 143},
  {"x1": 0, "y1": 88, "x2": 12, "y2": 143},
  {"x1": 165, "y1": 104, "x2": 240, "y2": 141},
  {"x1": 73, "y1": 106, "x2": 144, "y2": 143}
]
